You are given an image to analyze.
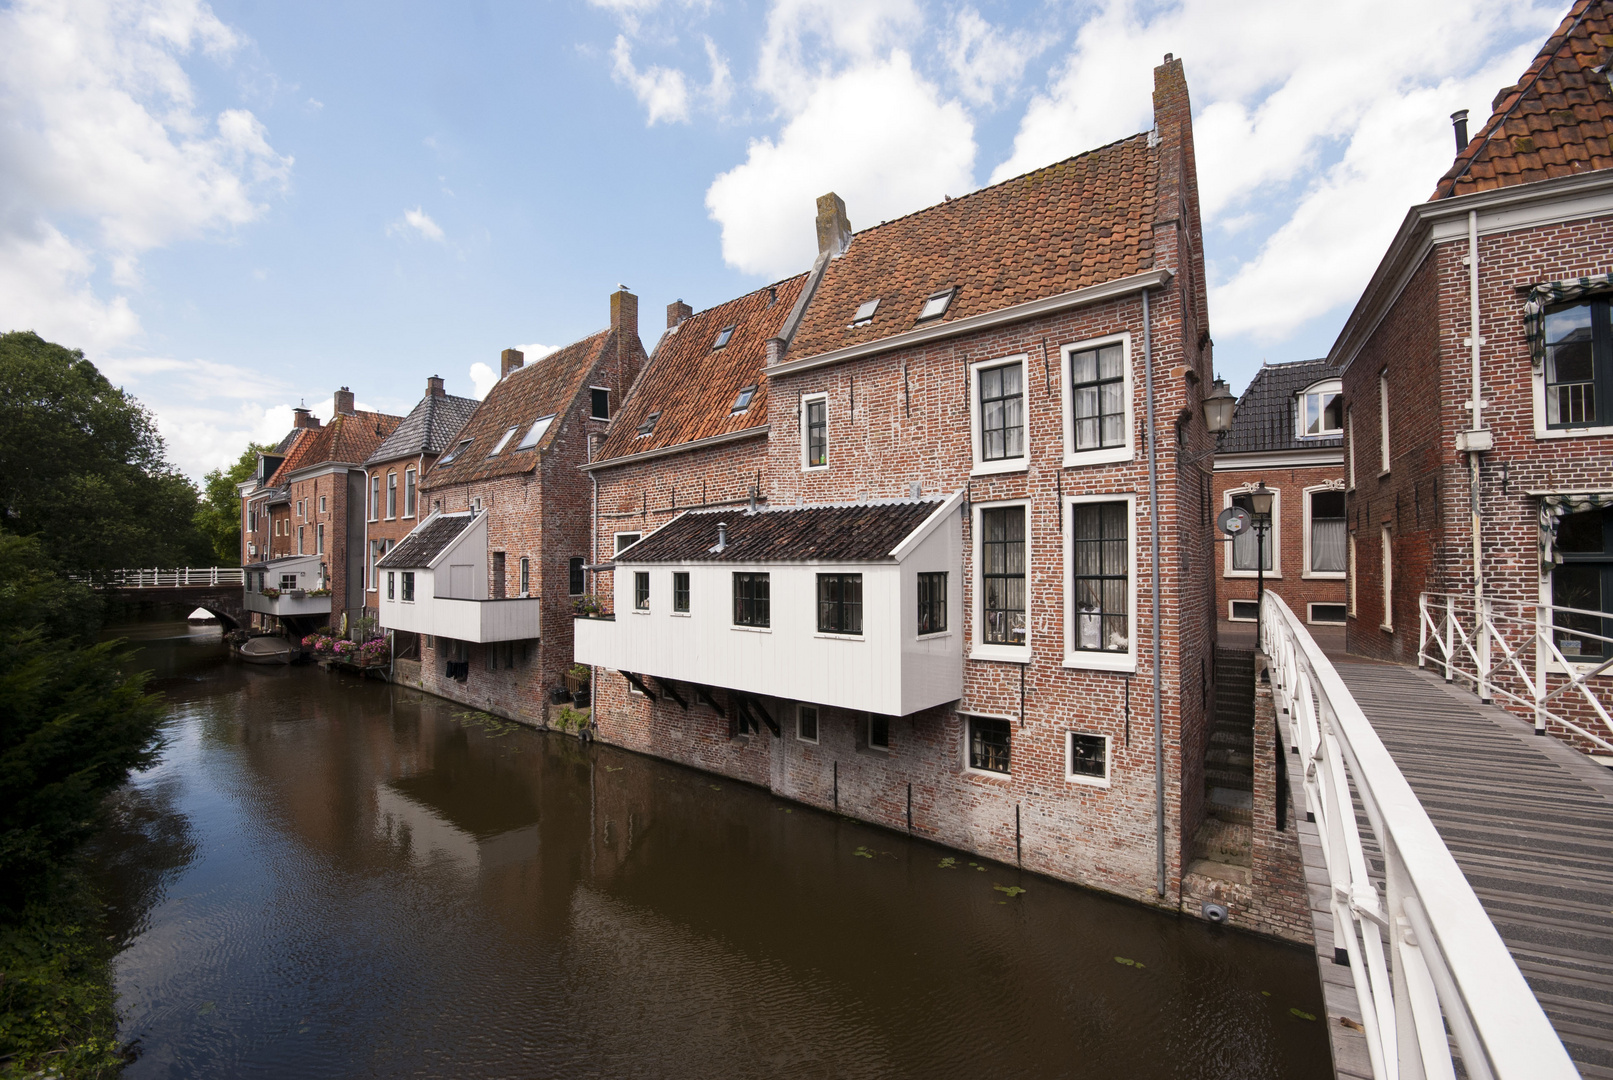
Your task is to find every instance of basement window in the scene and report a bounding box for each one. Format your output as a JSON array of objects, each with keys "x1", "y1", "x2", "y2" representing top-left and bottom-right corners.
[
  {"x1": 1229, "y1": 600, "x2": 1258, "y2": 622},
  {"x1": 516, "y1": 414, "x2": 555, "y2": 450},
  {"x1": 867, "y1": 714, "x2": 890, "y2": 751},
  {"x1": 917, "y1": 288, "x2": 955, "y2": 322},
  {"x1": 637, "y1": 411, "x2": 660, "y2": 437},
  {"x1": 731, "y1": 385, "x2": 758, "y2": 414},
  {"x1": 850, "y1": 298, "x2": 880, "y2": 327},
  {"x1": 1309, "y1": 603, "x2": 1348, "y2": 625},
  {"x1": 1067, "y1": 732, "x2": 1109, "y2": 784},
  {"x1": 439, "y1": 439, "x2": 472, "y2": 465},
  {"x1": 713, "y1": 325, "x2": 736, "y2": 349},
  {"x1": 489, "y1": 426, "x2": 518, "y2": 456},
  {"x1": 968, "y1": 716, "x2": 1010, "y2": 773}
]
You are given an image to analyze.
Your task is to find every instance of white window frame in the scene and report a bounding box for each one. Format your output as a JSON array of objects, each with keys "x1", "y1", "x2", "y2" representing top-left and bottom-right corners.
[
  {"x1": 971, "y1": 498, "x2": 1032, "y2": 663},
  {"x1": 800, "y1": 392, "x2": 829, "y2": 471},
  {"x1": 614, "y1": 531, "x2": 642, "y2": 554},
  {"x1": 316, "y1": 523, "x2": 324, "y2": 555},
  {"x1": 1301, "y1": 484, "x2": 1347, "y2": 580},
  {"x1": 1346, "y1": 407, "x2": 1356, "y2": 490},
  {"x1": 370, "y1": 474, "x2": 381, "y2": 522},
  {"x1": 1065, "y1": 731, "x2": 1112, "y2": 788},
  {"x1": 404, "y1": 468, "x2": 417, "y2": 518},
  {"x1": 1531, "y1": 356, "x2": 1613, "y2": 439},
  {"x1": 961, "y1": 712, "x2": 1014, "y2": 778},
  {"x1": 1378, "y1": 370, "x2": 1391, "y2": 474},
  {"x1": 1380, "y1": 524, "x2": 1394, "y2": 632},
  {"x1": 1222, "y1": 485, "x2": 1282, "y2": 579},
  {"x1": 1348, "y1": 533, "x2": 1358, "y2": 616},
  {"x1": 1062, "y1": 492, "x2": 1137, "y2": 673},
  {"x1": 319, "y1": 495, "x2": 327, "y2": 514},
  {"x1": 386, "y1": 471, "x2": 397, "y2": 520},
  {"x1": 297, "y1": 525, "x2": 305, "y2": 554},
  {"x1": 1059, "y1": 332, "x2": 1134, "y2": 468},
  {"x1": 796, "y1": 703, "x2": 819, "y2": 745},
  {"x1": 1228, "y1": 600, "x2": 1259, "y2": 622},
  {"x1": 969, "y1": 354, "x2": 1030, "y2": 477},
  {"x1": 1308, "y1": 602, "x2": 1348, "y2": 626},
  {"x1": 1297, "y1": 379, "x2": 1344, "y2": 439}
]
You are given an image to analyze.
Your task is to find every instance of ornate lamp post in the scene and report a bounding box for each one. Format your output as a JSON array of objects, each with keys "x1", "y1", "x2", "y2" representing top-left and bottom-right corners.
[
  {"x1": 1202, "y1": 377, "x2": 1236, "y2": 439},
  {"x1": 1248, "y1": 481, "x2": 1275, "y2": 640}
]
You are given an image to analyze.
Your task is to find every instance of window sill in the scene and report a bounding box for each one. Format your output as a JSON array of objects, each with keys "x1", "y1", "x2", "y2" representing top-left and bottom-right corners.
[
  {"x1": 1224, "y1": 570, "x2": 1282, "y2": 580},
  {"x1": 1301, "y1": 571, "x2": 1347, "y2": 581},
  {"x1": 1065, "y1": 773, "x2": 1112, "y2": 789},
  {"x1": 971, "y1": 643, "x2": 1030, "y2": 663},
  {"x1": 1535, "y1": 423, "x2": 1613, "y2": 439},
  {"x1": 731, "y1": 624, "x2": 772, "y2": 634},
  {"x1": 815, "y1": 632, "x2": 865, "y2": 641},
  {"x1": 1380, "y1": 623, "x2": 1394, "y2": 633},
  {"x1": 1062, "y1": 445, "x2": 1133, "y2": 468},
  {"x1": 1063, "y1": 651, "x2": 1137, "y2": 674},
  {"x1": 670, "y1": 611, "x2": 692, "y2": 618},
  {"x1": 963, "y1": 766, "x2": 1012, "y2": 781},
  {"x1": 803, "y1": 464, "x2": 829, "y2": 473},
  {"x1": 970, "y1": 458, "x2": 1028, "y2": 478},
  {"x1": 916, "y1": 630, "x2": 951, "y2": 640},
  {"x1": 632, "y1": 609, "x2": 650, "y2": 615}
]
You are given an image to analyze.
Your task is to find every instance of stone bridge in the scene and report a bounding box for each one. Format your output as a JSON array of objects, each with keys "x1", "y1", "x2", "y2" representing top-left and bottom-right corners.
[{"x1": 93, "y1": 568, "x2": 247, "y2": 630}]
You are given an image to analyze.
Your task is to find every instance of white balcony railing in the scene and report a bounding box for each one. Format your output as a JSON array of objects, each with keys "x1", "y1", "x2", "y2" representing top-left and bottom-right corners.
[
  {"x1": 1418, "y1": 591, "x2": 1613, "y2": 753},
  {"x1": 95, "y1": 567, "x2": 246, "y2": 587},
  {"x1": 1261, "y1": 591, "x2": 1575, "y2": 1080}
]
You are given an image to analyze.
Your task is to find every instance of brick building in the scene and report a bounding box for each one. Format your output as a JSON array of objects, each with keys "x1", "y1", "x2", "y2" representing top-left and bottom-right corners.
[
  {"x1": 378, "y1": 290, "x2": 648, "y2": 720},
  {"x1": 579, "y1": 57, "x2": 1226, "y2": 914},
  {"x1": 1213, "y1": 359, "x2": 1347, "y2": 627},
  {"x1": 1334, "y1": 0, "x2": 1613, "y2": 746}
]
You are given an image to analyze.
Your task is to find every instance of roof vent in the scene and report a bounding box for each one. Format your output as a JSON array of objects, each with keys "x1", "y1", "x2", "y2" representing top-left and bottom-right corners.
[
  {"x1": 1451, "y1": 109, "x2": 1469, "y2": 153},
  {"x1": 711, "y1": 522, "x2": 728, "y2": 553}
]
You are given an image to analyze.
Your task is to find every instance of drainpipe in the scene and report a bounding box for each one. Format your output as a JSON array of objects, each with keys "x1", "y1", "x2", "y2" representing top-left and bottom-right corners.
[
  {"x1": 1143, "y1": 287, "x2": 1165, "y2": 900},
  {"x1": 1464, "y1": 209, "x2": 1491, "y2": 700}
]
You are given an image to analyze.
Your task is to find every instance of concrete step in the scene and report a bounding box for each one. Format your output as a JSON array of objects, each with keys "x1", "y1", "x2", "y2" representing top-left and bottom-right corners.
[
  {"x1": 1186, "y1": 857, "x2": 1253, "y2": 886},
  {"x1": 1204, "y1": 748, "x2": 1253, "y2": 769},
  {"x1": 1206, "y1": 786, "x2": 1253, "y2": 825},
  {"x1": 1205, "y1": 771, "x2": 1253, "y2": 793},
  {"x1": 1209, "y1": 729, "x2": 1253, "y2": 749}
]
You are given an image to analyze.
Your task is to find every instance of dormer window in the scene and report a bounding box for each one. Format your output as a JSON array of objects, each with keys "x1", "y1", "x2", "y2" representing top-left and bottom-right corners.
[
  {"x1": 917, "y1": 288, "x2": 955, "y2": 322},
  {"x1": 488, "y1": 426, "x2": 518, "y2": 456},
  {"x1": 713, "y1": 325, "x2": 736, "y2": 349},
  {"x1": 637, "y1": 411, "x2": 661, "y2": 437},
  {"x1": 1299, "y1": 380, "x2": 1343, "y2": 437},
  {"x1": 850, "y1": 299, "x2": 880, "y2": 327},
  {"x1": 731, "y1": 385, "x2": 758, "y2": 414},
  {"x1": 439, "y1": 438, "x2": 472, "y2": 465}
]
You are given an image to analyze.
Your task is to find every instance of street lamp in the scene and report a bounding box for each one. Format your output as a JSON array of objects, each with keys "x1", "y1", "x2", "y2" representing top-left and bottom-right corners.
[
  {"x1": 1203, "y1": 377, "x2": 1236, "y2": 437},
  {"x1": 1248, "y1": 481, "x2": 1274, "y2": 640}
]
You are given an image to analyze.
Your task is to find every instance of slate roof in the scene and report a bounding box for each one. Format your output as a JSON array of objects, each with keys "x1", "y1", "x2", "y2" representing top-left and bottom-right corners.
[
  {"x1": 615, "y1": 498, "x2": 945, "y2": 564},
  {"x1": 367, "y1": 391, "x2": 479, "y2": 465},
  {"x1": 1435, "y1": 0, "x2": 1613, "y2": 199},
  {"x1": 422, "y1": 331, "x2": 615, "y2": 488},
  {"x1": 595, "y1": 276, "x2": 808, "y2": 463},
  {"x1": 269, "y1": 409, "x2": 402, "y2": 482},
  {"x1": 788, "y1": 135, "x2": 1157, "y2": 360},
  {"x1": 377, "y1": 512, "x2": 475, "y2": 569},
  {"x1": 1220, "y1": 359, "x2": 1342, "y2": 455}
]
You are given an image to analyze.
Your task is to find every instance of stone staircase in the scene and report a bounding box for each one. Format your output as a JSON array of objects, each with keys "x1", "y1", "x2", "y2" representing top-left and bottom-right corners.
[{"x1": 1188, "y1": 647, "x2": 1256, "y2": 884}]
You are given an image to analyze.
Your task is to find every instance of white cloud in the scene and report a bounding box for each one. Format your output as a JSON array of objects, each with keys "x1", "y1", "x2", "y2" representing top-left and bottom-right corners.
[
  {"x1": 469, "y1": 362, "x2": 497, "y2": 399},
  {"x1": 703, "y1": 36, "x2": 733, "y2": 113},
  {"x1": 942, "y1": 7, "x2": 1048, "y2": 108},
  {"x1": 754, "y1": 0, "x2": 921, "y2": 104},
  {"x1": 516, "y1": 342, "x2": 560, "y2": 363},
  {"x1": 388, "y1": 206, "x2": 445, "y2": 243},
  {"x1": 612, "y1": 35, "x2": 692, "y2": 125}
]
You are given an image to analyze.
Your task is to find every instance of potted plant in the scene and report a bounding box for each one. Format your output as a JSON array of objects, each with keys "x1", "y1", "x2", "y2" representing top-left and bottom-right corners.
[
  {"x1": 261, "y1": 586, "x2": 280, "y2": 598},
  {"x1": 308, "y1": 587, "x2": 331, "y2": 597},
  {"x1": 564, "y1": 663, "x2": 591, "y2": 694},
  {"x1": 572, "y1": 594, "x2": 602, "y2": 616}
]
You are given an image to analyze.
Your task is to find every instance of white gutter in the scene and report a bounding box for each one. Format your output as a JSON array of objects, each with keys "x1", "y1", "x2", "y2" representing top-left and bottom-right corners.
[
  {"x1": 578, "y1": 424, "x2": 770, "y2": 473},
  {"x1": 764, "y1": 269, "x2": 1174, "y2": 378},
  {"x1": 1143, "y1": 286, "x2": 1165, "y2": 900}
]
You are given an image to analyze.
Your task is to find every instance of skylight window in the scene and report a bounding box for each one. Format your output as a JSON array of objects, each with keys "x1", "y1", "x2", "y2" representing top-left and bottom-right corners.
[
  {"x1": 488, "y1": 426, "x2": 518, "y2": 456},
  {"x1": 850, "y1": 299, "x2": 880, "y2": 327},
  {"x1": 516, "y1": 414, "x2": 555, "y2": 450},
  {"x1": 439, "y1": 438, "x2": 472, "y2": 465},
  {"x1": 637, "y1": 411, "x2": 661, "y2": 437},
  {"x1": 917, "y1": 288, "x2": 955, "y2": 321},
  {"x1": 731, "y1": 385, "x2": 758, "y2": 414},
  {"x1": 713, "y1": 325, "x2": 736, "y2": 349}
]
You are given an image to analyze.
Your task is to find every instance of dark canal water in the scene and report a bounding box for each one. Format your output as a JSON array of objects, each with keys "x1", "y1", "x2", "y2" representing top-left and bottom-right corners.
[{"x1": 90, "y1": 620, "x2": 1330, "y2": 1079}]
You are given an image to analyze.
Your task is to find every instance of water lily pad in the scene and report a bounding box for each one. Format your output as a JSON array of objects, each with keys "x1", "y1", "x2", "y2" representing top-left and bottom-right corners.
[
  {"x1": 853, "y1": 846, "x2": 875, "y2": 859},
  {"x1": 1114, "y1": 957, "x2": 1145, "y2": 968},
  {"x1": 937, "y1": 857, "x2": 957, "y2": 869},
  {"x1": 604, "y1": 765, "x2": 622, "y2": 772},
  {"x1": 1289, "y1": 1008, "x2": 1316, "y2": 1021},
  {"x1": 198, "y1": 1001, "x2": 216, "y2": 1015},
  {"x1": 993, "y1": 884, "x2": 1026, "y2": 898}
]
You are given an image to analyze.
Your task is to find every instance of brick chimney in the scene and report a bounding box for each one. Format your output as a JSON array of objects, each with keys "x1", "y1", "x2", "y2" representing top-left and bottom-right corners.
[
  {"x1": 426, "y1": 375, "x2": 445, "y2": 397},
  {"x1": 816, "y1": 192, "x2": 852, "y2": 258},
  {"x1": 333, "y1": 387, "x2": 355, "y2": 415},
  {"x1": 293, "y1": 405, "x2": 318, "y2": 429},
  {"x1": 667, "y1": 299, "x2": 692, "y2": 328},
  {"x1": 501, "y1": 349, "x2": 524, "y2": 379},
  {"x1": 611, "y1": 287, "x2": 641, "y2": 393}
]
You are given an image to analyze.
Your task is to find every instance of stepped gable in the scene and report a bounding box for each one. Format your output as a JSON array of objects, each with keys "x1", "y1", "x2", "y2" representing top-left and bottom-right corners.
[
  {"x1": 787, "y1": 135, "x2": 1157, "y2": 360},
  {"x1": 615, "y1": 498, "x2": 943, "y2": 564},
  {"x1": 1435, "y1": 0, "x2": 1613, "y2": 199},
  {"x1": 377, "y1": 512, "x2": 474, "y2": 569},
  {"x1": 421, "y1": 330, "x2": 612, "y2": 487},
  {"x1": 269, "y1": 408, "x2": 400, "y2": 482},
  {"x1": 367, "y1": 390, "x2": 479, "y2": 464},
  {"x1": 1221, "y1": 358, "x2": 1342, "y2": 455},
  {"x1": 596, "y1": 275, "x2": 808, "y2": 462}
]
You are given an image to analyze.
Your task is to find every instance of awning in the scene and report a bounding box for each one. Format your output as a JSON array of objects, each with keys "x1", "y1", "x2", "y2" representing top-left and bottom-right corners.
[
  {"x1": 1522, "y1": 275, "x2": 1613, "y2": 370},
  {"x1": 1538, "y1": 492, "x2": 1613, "y2": 571}
]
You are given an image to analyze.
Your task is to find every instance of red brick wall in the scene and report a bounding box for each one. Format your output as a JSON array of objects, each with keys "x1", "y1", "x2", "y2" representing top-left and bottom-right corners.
[
  {"x1": 1213, "y1": 464, "x2": 1347, "y2": 624},
  {"x1": 285, "y1": 468, "x2": 362, "y2": 629},
  {"x1": 363, "y1": 453, "x2": 432, "y2": 618}
]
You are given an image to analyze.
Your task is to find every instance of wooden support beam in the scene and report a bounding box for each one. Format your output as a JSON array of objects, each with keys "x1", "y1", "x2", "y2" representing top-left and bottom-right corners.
[
  {"x1": 694, "y1": 684, "x2": 725, "y2": 717},
  {"x1": 620, "y1": 670, "x2": 656, "y2": 699},
  {"x1": 659, "y1": 678, "x2": 688, "y2": 711},
  {"x1": 739, "y1": 693, "x2": 780, "y2": 737}
]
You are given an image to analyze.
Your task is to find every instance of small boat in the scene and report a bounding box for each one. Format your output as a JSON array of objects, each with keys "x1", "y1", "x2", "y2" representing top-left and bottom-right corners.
[{"x1": 237, "y1": 636, "x2": 294, "y2": 665}]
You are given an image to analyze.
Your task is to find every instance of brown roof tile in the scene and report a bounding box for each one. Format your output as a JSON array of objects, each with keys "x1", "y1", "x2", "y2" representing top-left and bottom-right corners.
[
  {"x1": 1435, "y1": 0, "x2": 1613, "y2": 198},
  {"x1": 788, "y1": 134, "x2": 1158, "y2": 360},
  {"x1": 595, "y1": 276, "x2": 808, "y2": 463},
  {"x1": 269, "y1": 409, "x2": 402, "y2": 482},
  {"x1": 615, "y1": 498, "x2": 944, "y2": 564}
]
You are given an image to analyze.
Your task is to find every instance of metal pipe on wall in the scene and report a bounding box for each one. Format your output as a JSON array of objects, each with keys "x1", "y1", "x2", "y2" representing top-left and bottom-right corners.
[
  {"x1": 1467, "y1": 210, "x2": 1485, "y2": 614},
  {"x1": 1143, "y1": 287, "x2": 1165, "y2": 899}
]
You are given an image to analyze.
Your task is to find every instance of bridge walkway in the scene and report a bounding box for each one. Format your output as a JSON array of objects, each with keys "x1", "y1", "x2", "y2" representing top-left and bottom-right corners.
[{"x1": 1335, "y1": 659, "x2": 1613, "y2": 1078}]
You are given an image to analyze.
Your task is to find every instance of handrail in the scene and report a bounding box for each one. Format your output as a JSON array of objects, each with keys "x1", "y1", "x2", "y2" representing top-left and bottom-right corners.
[
  {"x1": 82, "y1": 568, "x2": 247, "y2": 588},
  {"x1": 1260, "y1": 591, "x2": 1576, "y2": 1080},
  {"x1": 1418, "y1": 591, "x2": 1613, "y2": 752}
]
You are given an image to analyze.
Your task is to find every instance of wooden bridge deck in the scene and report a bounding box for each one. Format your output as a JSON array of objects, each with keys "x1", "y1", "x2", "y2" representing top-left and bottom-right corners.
[{"x1": 1334, "y1": 660, "x2": 1613, "y2": 1079}]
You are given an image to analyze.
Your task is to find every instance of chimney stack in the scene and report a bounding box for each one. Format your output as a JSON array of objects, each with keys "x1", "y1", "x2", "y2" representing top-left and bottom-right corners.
[
  {"x1": 427, "y1": 375, "x2": 445, "y2": 397},
  {"x1": 293, "y1": 405, "x2": 316, "y2": 429},
  {"x1": 333, "y1": 387, "x2": 355, "y2": 415},
  {"x1": 816, "y1": 192, "x2": 852, "y2": 258},
  {"x1": 1451, "y1": 109, "x2": 1470, "y2": 153},
  {"x1": 500, "y1": 349, "x2": 524, "y2": 379},
  {"x1": 667, "y1": 299, "x2": 692, "y2": 328},
  {"x1": 611, "y1": 286, "x2": 641, "y2": 392}
]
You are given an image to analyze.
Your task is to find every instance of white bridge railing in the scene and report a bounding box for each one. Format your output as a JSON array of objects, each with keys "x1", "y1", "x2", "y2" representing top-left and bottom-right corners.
[
  {"x1": 1418, "y1": 591, "x2": 1613, "y2": 754},
  {"x1": 1261, "y1": 591, "x2": 1575, "y2": 1080},
  {"x1": 100, "y1": 567, "x2": 245, "y2": 588}
]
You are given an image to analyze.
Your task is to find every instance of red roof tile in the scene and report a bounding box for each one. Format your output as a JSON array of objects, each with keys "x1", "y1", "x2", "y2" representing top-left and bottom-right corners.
[{"x1": 269, "y1": 409, "x2": 401, "y2": 482}]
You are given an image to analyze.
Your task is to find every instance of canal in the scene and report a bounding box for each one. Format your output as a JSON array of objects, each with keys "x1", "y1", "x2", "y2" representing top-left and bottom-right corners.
[{"x1": 91, "y1": 621, "x2": 1330, "y2": 1078}]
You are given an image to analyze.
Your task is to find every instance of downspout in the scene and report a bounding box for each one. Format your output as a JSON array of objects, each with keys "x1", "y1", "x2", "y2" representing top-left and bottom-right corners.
[
  {"x1": 1467, "y1": 210, "x2": 1484, "y2": 609},
  {"x1": 1143, "y1": 287, "x2": 1165, "y2": 900}
]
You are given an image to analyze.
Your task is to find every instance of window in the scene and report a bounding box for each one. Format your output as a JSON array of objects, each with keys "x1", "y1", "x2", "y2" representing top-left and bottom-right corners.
[
  {"x1": 917, "y1": 288, "x2": 954, "y2": 321},
  {"x1": 590, "y1": 387, "x2": 610, "y2": 420},
  {"x1": 1347, "y1": 407, "x2": 1356, "y2": 489},
  {"x1": 1067, "y1": 732, "x2": 1108, "y2": 783},
  {"x1": 1380, "y1": 526, "x2": 1394, "y2": 631},
  {"x1": 569, "y1": 557, "x2": 585, "y2": 595},
  {"x1": 1071, "y1": 501, "x2": 1129, "y2": 653},
  {"x1": 635, "y1": 571, "x2": 650, "y2": 610},
  {"x1": 517, "y1": 415, "x2": 555, "y2": 450},
  {"x1": 370, "y1": 475, "x2": 381, "y2": 521},
  {"x1": 402, "y1": 572, "x2": 415, "y2": 602},
  {"x1": 319, "y1": 495, "x2": 327, "y2": 514},
  {"x1": 520, "y1": 557, "x2": 530, "y2": 597},
  {"x1": 386, "y1": 472, "x2": 397, "y2": 518},
  {"x1": 1229, "y1": 600, "x2": 1259, "y2": 622},
  {"x1": 1299, "y1": 381, "x2": 1343, "y2": 437},
  {"x1": 1378, "y1": 371, "x2": 1391, "y2": 472},
  {"x1": 404, "y1": 469, "x2": 417, "y2": 516},
  {"x1": 980, "y1": 506, "x2": 1026, "y2": 647},
  {"x1": 440, "y1": 439, "x2": 471, "y2": 465},
  {"x1": 797, "y1": 704, "x2": 818, "y2": 744},
  {"x1": 851, "y1": 298, "x2": 879, "y2": 327},
  {"x1": 731, "y1": 385, "x2": 757, "y2": 413},
  {"x1": 968, "y1": 717, "x2": 1010, "y2": 774},
  {"x1": 472, "y1": 497, "x2": 482, "y2": 512},
  {"x1": 1349, "y1": 533, "x2": 1358, "y2": 616},
  {"x1": 733, "y1": 572, "x2": 770, "y2": 628},
  {"x1": 1307, "y1": 489, "x2": 1347, "y2": 575},
  {"x1": 975, "y1": 358, "x2": 1025, "y2": 466},
  {"x1": 803, "y1": 394, "x2": 828, "y2": 468},
  {"x1": 369, "y1": 540, "x2": 384, "y2": 590},
  {"x1": 316, "y1": 524, "x2": 324, "y2": 555},
  {"x1": 867, "y1": 714, "x2": 889, "y2": 751},
  {"x1": 917, "y1": 572, "x2": 947, "y2": 634},
  {"x1": 1545, "y1": 302, "x2": 1613, "y2": 428},
  {"x1": 1551, "y1": 507, "x2": 1613, "y2": 659},
  {"x1": 280, "y1": 573, "x2": 297, "y2": 591},
  {"x1": 713, "y1": 325, "x2": 736, "y2": 349},
  {"x1": 817, "y1": 574, "x2": 863, "y2": 635},
  {"x1": 615, "y1": 532, "x2": 641, "y2": 554},
  {"x1": 489, "y1": 426, "x2": 518, "y2": 456},
  {"x1": 1310, "y1": 603, "x2": 1348, "y2": 625},
  {"x1": 673, "y1": 571, "x2": 690, "y2": 613},
  {"x1": 297, "y1": 525, "x2": 305, "y2": 554},
  {"x1": 1230, "y1": 491, "x2": 1275, "y2": 572},
  {"x1": 1069, "y1": 342, "x2": 1126, "y2": 452},
  {"x1": 387, "y1": 572, "x2": 395, "y2": 601},
  {"x1": 637, "y1": 411, "x2": 660, "y2": 437}
]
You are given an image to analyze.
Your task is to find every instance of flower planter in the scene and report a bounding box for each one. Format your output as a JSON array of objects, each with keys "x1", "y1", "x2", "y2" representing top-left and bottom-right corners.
[{"x1": 572, "y1": 688, "x2": 590, "y2": 708}]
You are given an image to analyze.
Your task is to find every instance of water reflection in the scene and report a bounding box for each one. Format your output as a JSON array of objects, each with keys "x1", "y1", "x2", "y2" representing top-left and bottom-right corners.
[{"x1": 99, "y1": 622, "x2": 1329, "y2": 1079}]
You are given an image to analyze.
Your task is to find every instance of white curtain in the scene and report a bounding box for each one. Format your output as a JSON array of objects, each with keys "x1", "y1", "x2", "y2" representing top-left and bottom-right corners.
[{"x1": 1312, "y1": 519, "x2": 1346, "y2": 573}]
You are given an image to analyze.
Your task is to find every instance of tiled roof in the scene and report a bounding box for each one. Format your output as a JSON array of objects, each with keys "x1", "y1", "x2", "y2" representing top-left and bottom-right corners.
[
  {"x1": 596, "y1": 276, "x2": 807, "y2": 463},
  {"x1": 367, "y1": 391, "x2": 479, "y2": 465},
  {"x1": 422, "y1": 331, "x2": 614, "y2": 488},
  {"x1": 1220, "y1": 358, "x2": 1342, "y2": 455},
  {"x1": 377, "y1": 512, "x2": 475, "y2": 569},
  {"x1": 269, "y1": 409, "x2": 402, "y2": 482},
  {"x1": 615, "y1": 498, "x2": 943, "y2": 564},
  {"x1": 1434, "y1": 0, "x2": 1613, "y2": 199},
  {"x1": 788, "y1": 135, "x2": 1157, "y2": 360}
]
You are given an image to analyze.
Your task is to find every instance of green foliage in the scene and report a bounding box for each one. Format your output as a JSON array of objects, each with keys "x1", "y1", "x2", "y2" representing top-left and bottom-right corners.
[
  {"x1": 0, "y1": 535, "x2": 102, "y2": 647},
  {"x1": 0, "y1": 330, "x2": 205, "y2": 575},
  {"x1": 196, "y1": 442, "x2": 271, "y2": 564}
]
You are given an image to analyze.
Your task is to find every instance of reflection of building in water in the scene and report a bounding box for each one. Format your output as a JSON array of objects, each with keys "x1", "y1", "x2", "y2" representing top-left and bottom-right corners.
[{"x1": 373, "y1": 783, "x2": 482, "y2": 873}]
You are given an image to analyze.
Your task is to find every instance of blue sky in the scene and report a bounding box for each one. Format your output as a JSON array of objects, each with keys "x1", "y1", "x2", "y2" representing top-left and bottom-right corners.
[{"x1": 0, "y1": 0, "x2": 1564, "y2": 478}]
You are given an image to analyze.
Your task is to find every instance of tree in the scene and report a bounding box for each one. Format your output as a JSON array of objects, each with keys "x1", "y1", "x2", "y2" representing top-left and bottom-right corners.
[
  {"x1": 197, "y1": 442, "x2": 271, "y2": 564},
  {"x1": 0, "y1": 331, "x2": 205, "y2": 575}
]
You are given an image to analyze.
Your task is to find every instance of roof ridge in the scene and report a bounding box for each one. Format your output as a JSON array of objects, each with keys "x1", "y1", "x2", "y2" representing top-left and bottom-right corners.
[
  {"x1": 680, "y1": 494, "x2": 946, "y2": 517},
  {"x1": 685, "y1": 271, "x2": 812, "y2": 323}
]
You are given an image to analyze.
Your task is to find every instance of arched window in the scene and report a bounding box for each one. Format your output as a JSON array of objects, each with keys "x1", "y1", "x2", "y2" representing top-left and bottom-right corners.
[
  {"x1": 1298, "y1": 379, "x2": 1343, "y2": 438},
  {"x1": 404, "y1": 467, "x2": 417, "y2": 517}
]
